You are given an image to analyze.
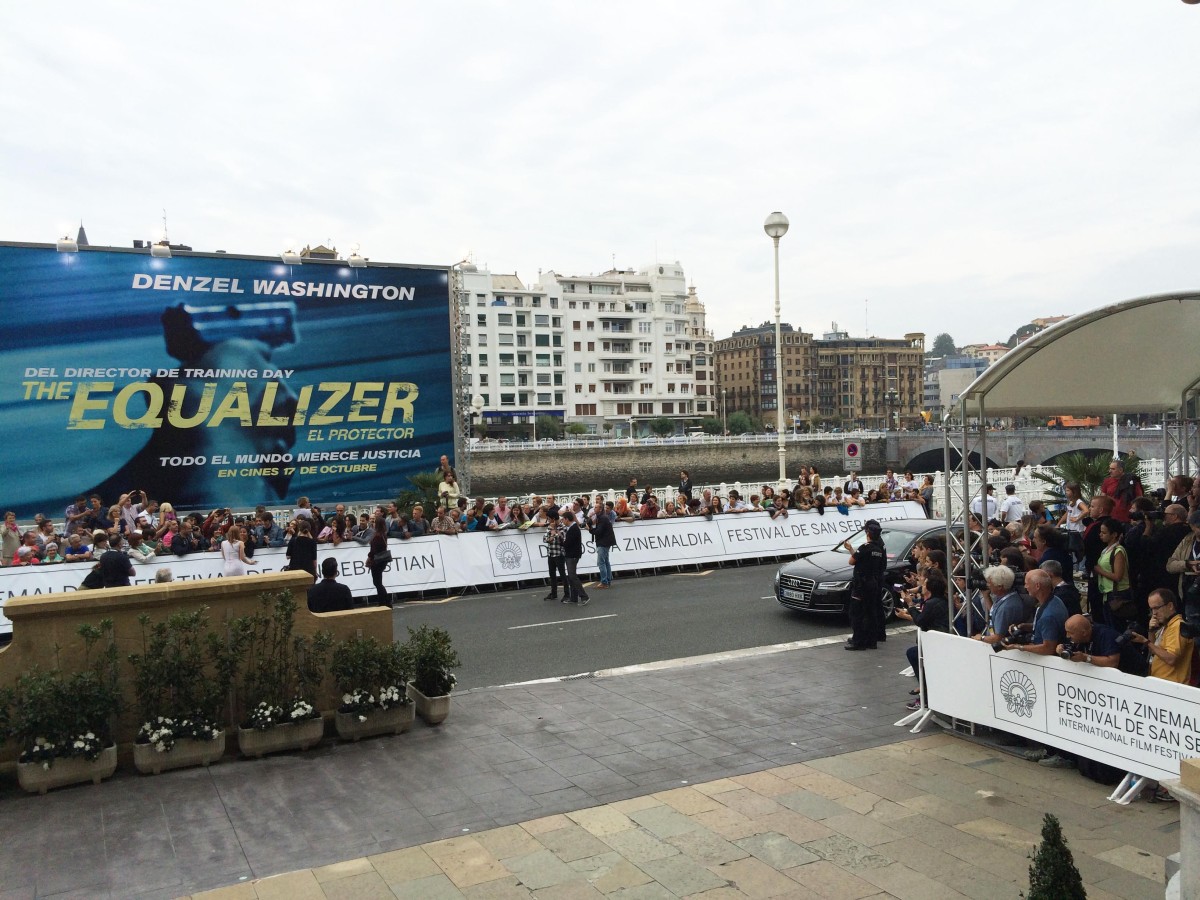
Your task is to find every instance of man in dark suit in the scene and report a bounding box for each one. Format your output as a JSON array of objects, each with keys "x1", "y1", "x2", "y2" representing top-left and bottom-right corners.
[{"x1": 307, "y1": 557, "x2": 355, "y2": 613}]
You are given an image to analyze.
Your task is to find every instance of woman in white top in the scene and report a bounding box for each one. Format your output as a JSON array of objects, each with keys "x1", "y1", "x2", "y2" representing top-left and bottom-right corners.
[{"x1": 221, "y1": 525, "x2": 258, "y2": 577}]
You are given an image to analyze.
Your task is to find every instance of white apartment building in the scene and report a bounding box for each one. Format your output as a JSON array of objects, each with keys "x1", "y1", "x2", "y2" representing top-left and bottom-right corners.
[{"x1": 458, "y1": 262, "x2": 712, "y2": 438}]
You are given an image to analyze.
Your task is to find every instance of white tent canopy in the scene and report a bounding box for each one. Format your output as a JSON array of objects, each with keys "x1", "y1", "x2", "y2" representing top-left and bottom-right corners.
[{"x1": 957, "y1": 291, "x2": 1200, "y2": 417}]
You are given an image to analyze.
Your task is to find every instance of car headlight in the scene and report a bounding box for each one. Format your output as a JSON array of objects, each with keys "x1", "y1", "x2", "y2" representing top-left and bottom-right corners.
[{"x1": 817, "y1": 581, "x2": 850, "y2": 591}]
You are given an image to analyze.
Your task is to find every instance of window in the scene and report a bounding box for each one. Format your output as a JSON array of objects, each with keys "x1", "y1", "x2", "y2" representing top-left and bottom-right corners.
[
  {"x1": 477, "y1": 353, "x2": 488, "y2": 366},
  {"x1": 535, "y1": 334, "x2": 550, "y2": 347},
  {"x1": 681, "y1": 384, "x2": 690, "y2": 393},
  {"x1": 536, "y1": 353, "x2": 551, "y2": 367},
  {"x1": 476, "y1": 294, "x2": 487, "y2": 306},
  {"x1": 573, "y1": 321, "x2": 581, "y2": 330},
  {"x1": 662, "y1": 403, "x2": 674, "y2": 414},
  {"x1": 586, "y1": 321, "x2": 595, "y2": 331},
  {"x1": 476, "y1": 314, "x2": 487, "y2": 326},
  {"x1": 575, "y1": 385, "x2": 583, "y2": 393},
  {"x1": 552, "y1": 335, "x2": 562, "y2": 347},
  {"x1": 481, "y1": 393, "x2": 490, "y2": 405},
  {"x1": 537, "y1": 373, "x2": 551, "y2": 385},
  {"x1": 666, "y1": 363, "x2": 675, "y2": 373},
  {"x1": 587, "y1": 342, "x2": 595, "y2": 352},
  {"x1": 667, "y1": 383, "x2": 676, "y2": 393},
  {"x1": 516, "y1": 314, "x2": 526, "y2": 327},
  {"x1": 500, "y1": 393, "x2": 516, "y2": 406},
  {"x1": 589, "y1": 384, "x2": 596, "y2": 393},
  {"x1": 640, "y1": 362, "x2": 652, "y2": 373},
  {"x1": 664, "y1": 322, "x2": 674, "y2": 334},
  {"x1": 638, "y1": 321, "x2": 652, "y2": 333},
  {"x1": 573, "y1": 362, "x2": 582, "y2": 372},
  {"x1": 554, "y1": 373, "x2": 563, "y2": 386},
  {"x1": 553, "y1": 354, "x2": 563, "y2": 366},
  {"x1": 500, "y1": 374, "x2": 515, "y2": 386},
  {"x1": 573, "y1": 341, "x2": 581, "y2": 351},
  {"x1": 537, "y1": 393, "x2": 551, "y2": 405},
  {"x1": 479, "y1": 374, "x2": 489, "y2": 386},
  {"x1": 497, "y1": 313, "x2": 513, "y2": 326},
  {"x1": 477, "y1": 334, "x2": 487, "y2": 346},
  {"x1": 552, "y1": 316, "x2": 561, "y2": 327},
  {"x1": 499, "y1": 353, "x2": 514, "y2": 366},
  {"x1": 535, "y1": 314, "x2": 549, "y2": 326},
  {"x1": 550, "y1": 298, "x2": 559, "y2": 309},
  {"x1": 587, "y1": 363, "x2": 595, "y2": 373},
  {"x1": 617, "y1": 403, "x2": 632, "y2": 415},
  {"x1": 575, "y1": 403, "x2": 596, "y2": 415},
  {"x1": 665, "y1": 343, "x2": 673, "y2": 353},
  {"x1": 532, "y1": 297, "x2": 541, "y2": 307},
  {"x1": 499, "y1": 333, "x2": 514, "y2": 346},
  {"x1": 639, "y1": 342, "x2": 652, "y2": 353},
  {"x1": 638, "y1": 402, "x2": 653, "y2": 415},
  {"x1": 555, "y1": 392, "x2": 564, "y2": 404}
]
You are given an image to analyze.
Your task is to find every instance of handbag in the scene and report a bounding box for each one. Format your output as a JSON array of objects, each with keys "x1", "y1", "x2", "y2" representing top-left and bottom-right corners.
[
  {"x1": 1105, "y1": 588, "x2": 1138, "y2": 620},
  {"x1": 373, "y1": 548, "x2": 393, "y2": 566}
]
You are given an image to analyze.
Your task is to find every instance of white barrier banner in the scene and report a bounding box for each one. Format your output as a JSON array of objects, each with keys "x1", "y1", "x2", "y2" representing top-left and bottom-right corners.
[
  {"x1": 0, "y1": 503, "x2": 926, "y2": 635},
  {"x1": 921, "y1": 630, "x2": 1200, "y2": 781}
]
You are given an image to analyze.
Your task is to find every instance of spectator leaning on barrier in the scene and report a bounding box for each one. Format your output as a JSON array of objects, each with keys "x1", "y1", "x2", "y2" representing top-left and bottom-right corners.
[
  {"x1": 976, "y1": 565, "x2": 1026, "y2": 648},
  {"x1": 1165, "y1": 509, "x2": 1200, "y2": 601},
  {"x1": 1039, "y1": 559, "x2": 1082, "y2": 618},
  {"x1": 1131, "y1": 588, "x2": 1194, "y2": 684},
  {"x1": 1002, "y1": 569, "x2": 1068, "y2": 655}
]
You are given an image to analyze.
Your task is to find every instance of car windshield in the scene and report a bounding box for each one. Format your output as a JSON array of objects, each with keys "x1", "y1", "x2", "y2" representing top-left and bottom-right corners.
[{"x1": 831, "y1": 528, "x2": 916, "y2": 560}]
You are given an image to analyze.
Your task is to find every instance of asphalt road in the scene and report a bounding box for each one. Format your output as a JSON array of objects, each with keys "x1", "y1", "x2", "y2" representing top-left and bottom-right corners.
[{"x1": 394, "y1": 559, "x2": 856, "y2": 690}]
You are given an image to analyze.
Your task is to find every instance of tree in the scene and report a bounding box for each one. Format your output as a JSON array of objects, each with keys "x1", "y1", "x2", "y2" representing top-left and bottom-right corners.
[
  {"x1": 700, "y1": 417, "x2": 722, "y2": 435},
  {"x1": 1026, "y1": 813, "x2": 1085, "y2": 900},
  {"x1": 1031, "y1": 450, "x2": 1141, "y2": 504},
  {"x1": 649, "y1": 416, "x2": 675, "y2": 437},
  {"x1": 602, "y1": 422, "x2": 613, "y2": 434},
  {"x1": 395, "y1": 469, "x2": 444, "y2": 517},
  {"x1": 535, "y1": 415, "x2": 564, "y2": 440},
  {"x1": 727, "y1": 411, "x2": 754, "y2": 435},
  {"x1": 564, "y1": 423, "x2": 588, "y2": 436},
  {"x1": 930, "y1": 333, "x2": 957, "y2": 356}
]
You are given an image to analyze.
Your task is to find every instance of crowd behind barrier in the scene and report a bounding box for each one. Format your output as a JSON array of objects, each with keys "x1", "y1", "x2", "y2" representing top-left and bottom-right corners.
[{"x1": 894, "y1": 460, "x2": 1200, "y2": 793}]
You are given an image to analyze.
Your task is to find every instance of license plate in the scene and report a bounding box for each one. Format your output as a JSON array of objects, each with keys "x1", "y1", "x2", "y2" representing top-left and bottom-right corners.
[{"x1": 782, "y1": 588, "x2": 808, "y2": 601}]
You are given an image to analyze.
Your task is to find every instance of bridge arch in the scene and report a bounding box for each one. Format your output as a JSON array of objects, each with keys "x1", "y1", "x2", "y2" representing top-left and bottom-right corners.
[{"x1": 904, "y1": 448, "x2": 999, "y2": 473}]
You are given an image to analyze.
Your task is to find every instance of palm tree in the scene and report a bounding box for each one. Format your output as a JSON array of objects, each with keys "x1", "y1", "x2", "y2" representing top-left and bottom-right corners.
[
  {"x1": 1031, "y1": 451, "x2": 1142, "y2": 503},
  {"x1": 395, "y1": 469, "x2": 445, "y2": 516}
]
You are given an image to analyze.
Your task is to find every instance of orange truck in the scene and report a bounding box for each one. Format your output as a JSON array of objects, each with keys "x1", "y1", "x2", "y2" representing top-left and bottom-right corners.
[{"x1": 1047, "y1": 416, "x2": 1100, "y2": 428}]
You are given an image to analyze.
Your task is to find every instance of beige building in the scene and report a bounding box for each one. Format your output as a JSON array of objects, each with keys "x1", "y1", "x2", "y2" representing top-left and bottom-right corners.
[{"x1": 714, "y1": 323, "x2": 924, "y2": 430}]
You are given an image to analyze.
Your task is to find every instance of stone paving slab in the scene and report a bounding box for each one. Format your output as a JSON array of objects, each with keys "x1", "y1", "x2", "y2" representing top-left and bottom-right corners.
[
  {"x1": 0, "y1": 634, "x2": 1181, "y2": 899},
  {"x1": 182, "y1": 733, "x2": 1178, "y2": 900}
]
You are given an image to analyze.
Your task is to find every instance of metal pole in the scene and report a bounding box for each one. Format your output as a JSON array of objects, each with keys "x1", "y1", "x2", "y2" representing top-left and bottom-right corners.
[
  {"x1": 773, "y1": 236, "x2": 786, "y2": 485},
  {"x1": 722, "y1": 389, "x2": 727, "y2": 436}
]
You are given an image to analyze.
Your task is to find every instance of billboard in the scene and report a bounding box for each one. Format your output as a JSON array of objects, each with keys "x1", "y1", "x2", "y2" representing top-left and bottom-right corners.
[{"x1": 0, "y1": 244, "x2": 454, "y2": 517}]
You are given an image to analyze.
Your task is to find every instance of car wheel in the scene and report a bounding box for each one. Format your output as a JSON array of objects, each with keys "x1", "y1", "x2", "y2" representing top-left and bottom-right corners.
[{"x1": 880, "y1": 586, "x2": 896, "y2": 622}]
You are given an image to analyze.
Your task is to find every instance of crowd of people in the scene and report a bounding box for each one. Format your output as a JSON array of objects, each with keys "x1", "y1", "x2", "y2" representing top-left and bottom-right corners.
[{"x1": 888, "y1": 458, "x2": 1200, "y2": 798}]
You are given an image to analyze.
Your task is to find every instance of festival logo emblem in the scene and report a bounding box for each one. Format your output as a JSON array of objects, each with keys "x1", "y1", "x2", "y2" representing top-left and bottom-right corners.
[
  {"x1": 999, "y1": 669, "x2": 1038, "y2": 718},
  {"x1": 494, "y1": 540, "x2": 523, "y2": 570}
]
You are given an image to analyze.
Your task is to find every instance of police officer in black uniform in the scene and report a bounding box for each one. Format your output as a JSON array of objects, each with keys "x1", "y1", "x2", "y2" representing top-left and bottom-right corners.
[{"x1": 844, "y1": 519, "x2": 887, "y2": 650}]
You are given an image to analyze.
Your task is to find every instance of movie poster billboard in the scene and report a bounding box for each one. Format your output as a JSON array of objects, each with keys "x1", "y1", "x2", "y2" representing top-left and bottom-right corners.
[{"x1": 0, "y1": 243, "x2": 454, "y2": 517}]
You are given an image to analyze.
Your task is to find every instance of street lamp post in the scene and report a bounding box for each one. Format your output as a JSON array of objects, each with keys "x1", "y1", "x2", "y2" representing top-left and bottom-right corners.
[
  {"x1": 764, "y1": 212, "x2": 789, "y2": 486},
  {"x1": 721, "y1": 388, "x2": 727, "y2": 436}
]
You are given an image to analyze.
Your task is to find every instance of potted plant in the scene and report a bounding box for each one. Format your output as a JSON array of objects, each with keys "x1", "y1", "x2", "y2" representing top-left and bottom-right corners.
[
  {"x1": 231, "y1": 589, "x2": 333, "y2": 758},
  {"x1": 7, "y1": 620, "x2": 121, "y2": 794},
  {"x1": 404, "y1": 624, "x2": 460, "y2": 725},
  {"x1": 128, "y1": 608, "x2": 231, "y2": 775},
  {"x1": 330, "y1": 635, "x2": 413, "y2": 740}
]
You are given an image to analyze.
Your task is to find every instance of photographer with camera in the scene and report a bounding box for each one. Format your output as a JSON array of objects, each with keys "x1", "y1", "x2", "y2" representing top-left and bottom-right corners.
[
  {"x1": 1129, "y1": 588, "x2": 1193, "y2": 684},
  {"x1": 974, "y1": 565, "x2": 1028, "y2": 648},
  {"x1": 1165, "y1": 509, "x2": 1200, "y2": 639},
  {"x1": 1001, "y1": 570, "x2": 1068, "y2": 656},
  {"x1": 1056, "y1": 615, "x2": 1122, "y2": 668},
  {"x1": 1126, "y1": 503, "x2": 1190, "y2": 603}
]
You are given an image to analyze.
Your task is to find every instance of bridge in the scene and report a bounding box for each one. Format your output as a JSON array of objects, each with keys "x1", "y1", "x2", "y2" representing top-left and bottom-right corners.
[{"x1": 892, "y1": 427, "x2": 1166, "y2": 471}]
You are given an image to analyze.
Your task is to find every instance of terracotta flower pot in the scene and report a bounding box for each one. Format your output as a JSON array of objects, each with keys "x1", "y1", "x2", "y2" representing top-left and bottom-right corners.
[
  {"x1": 335, "y1": 703, "x2": 415, "y2": 741},
  {"x1": 407, "y1": 683, "x2": 451, "y2": 725},
  {"x1": 18, "y1": 745, "x2": 118, "y2": 795},
  {"x1": 133, "y1": 731, "x2": 226, "y2": 775},
  {"x1": 237, "y1": 717, "x2": 325, "y2": 758}
]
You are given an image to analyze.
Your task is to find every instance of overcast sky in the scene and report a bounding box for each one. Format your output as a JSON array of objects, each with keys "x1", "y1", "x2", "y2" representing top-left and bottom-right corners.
[{"x1": 3, "y1": 2, "x2": 1198, "y2": 346}]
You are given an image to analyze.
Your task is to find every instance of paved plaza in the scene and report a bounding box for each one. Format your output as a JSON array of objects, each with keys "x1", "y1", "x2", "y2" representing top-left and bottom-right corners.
[{"x1": 0, "y1": 633, "x2": 1179, "y2": 899}]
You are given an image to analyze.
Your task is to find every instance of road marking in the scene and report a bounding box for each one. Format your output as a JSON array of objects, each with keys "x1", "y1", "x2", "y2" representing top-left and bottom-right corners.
[
  {"x1": 493, "y1": 625, "x2": 918, "y2": 687},
  {"x1": 508, "y1": 614, "x2": 618, "y2": 630}
]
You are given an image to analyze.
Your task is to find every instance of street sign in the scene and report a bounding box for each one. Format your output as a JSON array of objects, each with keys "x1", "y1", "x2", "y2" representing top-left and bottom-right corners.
[{"x1": 843, "y1": 440, "x2": 862, "y2": 470}]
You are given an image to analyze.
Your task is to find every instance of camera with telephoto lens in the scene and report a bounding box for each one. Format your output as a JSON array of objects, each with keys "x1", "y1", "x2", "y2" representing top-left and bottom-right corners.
[
  {"x1": 1058, "y1": 639, "x2": 1080, "y2": 660},
  {"x1": 1004, "y1": 625, "x2": 1033, "y2": 646},
  {"x1": 1115, "y1": 623, "x2": 1146, "y2": 647}
]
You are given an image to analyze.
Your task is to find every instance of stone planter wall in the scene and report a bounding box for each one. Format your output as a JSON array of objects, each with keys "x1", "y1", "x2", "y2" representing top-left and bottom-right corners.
[
  {"x1": 133, "y1": 732, "x2": 226, "y2": 775},
  {"x1": 335, "y1": 703, "x2": 415, "y2": 741},
  {"x1": 237, "y1": 717, "x2": 325, "y2": 758},
  {"x1": 408, "y1": 684, "x2": 451, "y2": 725},
  {"x1": 17, "y1": 744, "x2": 118, "y2": 794}
]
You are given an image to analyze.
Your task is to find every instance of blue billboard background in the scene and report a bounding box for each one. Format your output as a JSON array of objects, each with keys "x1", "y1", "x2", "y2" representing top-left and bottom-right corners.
[{"x1": 0, "y1": 244, "x2": 454, "y2": 517}]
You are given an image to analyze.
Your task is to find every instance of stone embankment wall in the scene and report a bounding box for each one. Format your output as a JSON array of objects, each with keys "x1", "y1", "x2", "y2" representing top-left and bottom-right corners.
[{"x1": 469, "y1": 439, "x2": 887, "y2": 497}]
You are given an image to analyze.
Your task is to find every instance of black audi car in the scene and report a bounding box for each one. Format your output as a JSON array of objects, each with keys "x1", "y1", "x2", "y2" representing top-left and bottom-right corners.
[{"x1": 773, "y1": 519, "x2": 950, "y2": 620}]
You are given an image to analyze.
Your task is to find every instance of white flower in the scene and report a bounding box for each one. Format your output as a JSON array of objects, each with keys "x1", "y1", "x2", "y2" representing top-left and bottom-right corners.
[
  {"x1": 342, "y1": 693, "x2": 353, "y2": 704},
  {"x1": 86, "y1": 732, "x2": 95, "y2": 740},
  {"x1": 358, "y1": 715, "x2": 367, "y2": 722},
  {"x1": 155, "y1": 742, "x2": 167, "y2": 752}
]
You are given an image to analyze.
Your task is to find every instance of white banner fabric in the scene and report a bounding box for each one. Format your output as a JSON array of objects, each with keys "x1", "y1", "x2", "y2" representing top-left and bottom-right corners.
[
  {"x1": 0, "y1": 503, "x2": 926, "y2": 635},
  {"x1": 921, "y1": 630, "x2": 1200, "y2": 782}
]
